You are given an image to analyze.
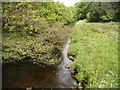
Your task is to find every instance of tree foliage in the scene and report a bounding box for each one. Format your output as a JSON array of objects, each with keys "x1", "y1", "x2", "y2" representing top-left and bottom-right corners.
[
  {"x1": 2, "y1": 2, "x2": 74, "y2": 34},
  {"x1": 74, "y1": 2, "x2": 91, "y2": 20},
  {"x1": 88, "y1": 2, "x2": 118, "y2": 22},
  {"x1": 73, "y1": 2, "x2": 119, "y2": 22}
]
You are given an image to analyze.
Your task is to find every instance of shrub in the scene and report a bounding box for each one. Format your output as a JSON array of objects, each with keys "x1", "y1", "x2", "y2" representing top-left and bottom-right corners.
[{"x1": 3, "y1": 23, "x2": 71, "y2": 65}]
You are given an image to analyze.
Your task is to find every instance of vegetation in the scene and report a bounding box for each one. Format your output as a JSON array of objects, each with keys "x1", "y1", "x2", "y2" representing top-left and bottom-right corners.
[
  {"x1": 73, "y1": 2, "x2": 119, "y2": 22},
  {"x1": 67, "y1": 2, "x2": 119, "y2": 88},
  {"x1": 2, "y1": 2, "x2": 74, "y2": 34},
  {"x1": 2, "y1": 1, "x2": 119, "y2": 88},
  {"x1": 73, "y1": 2, "x2": 91, "y2": 21},
  {"x1": 2, "y1": 2, "x2": 73, "y2": 65},
  {"x1": 68, "y1": 21, "x2": 118, "y2": 88},
  {"x1": 3, "y1": 24, "x2": 71, "y2": 65}
]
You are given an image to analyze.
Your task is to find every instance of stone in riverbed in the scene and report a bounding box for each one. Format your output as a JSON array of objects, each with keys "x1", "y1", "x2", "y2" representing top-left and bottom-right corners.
[
  {"x1": 73, "y1": 83, "x2": 83, "y2": 89},
  {"x1": 65, "y1": 64, "x2": 71, "y2": 69},
  {"x1": 71, "y1": 68, "x2": 78, "y2": 75},
  {"x1": 69, "y1": 56, "x2": 74, "y2": 61},
  {"x1": 68, "y1": 54, "x2": 76, "y2": 61}
]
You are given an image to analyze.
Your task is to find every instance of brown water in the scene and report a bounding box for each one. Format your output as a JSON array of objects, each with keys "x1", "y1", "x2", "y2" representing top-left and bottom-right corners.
[{"x1": 2, "y1": 38, "x2": 77, "y2": 88}]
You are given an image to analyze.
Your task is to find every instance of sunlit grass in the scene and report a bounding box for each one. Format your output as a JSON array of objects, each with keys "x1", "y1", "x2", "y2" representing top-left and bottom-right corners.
[{"x1": 68, "y1": 21, "x2": 118, "y2": 88}]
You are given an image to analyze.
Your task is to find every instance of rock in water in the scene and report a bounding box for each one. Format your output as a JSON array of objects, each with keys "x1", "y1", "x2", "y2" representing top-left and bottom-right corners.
[
  {"x1": 65, "y1": 64, "x2": 71, "y2": 69},
  {"x1": 71, "y1": 68, "x2": 78, "y2": 75},
  {"x1": 73, "y1": 83, "x2": 83, "y2": 89},
  {"x1": 69, "y1": 56, "x2": 75, "y2": 61}
]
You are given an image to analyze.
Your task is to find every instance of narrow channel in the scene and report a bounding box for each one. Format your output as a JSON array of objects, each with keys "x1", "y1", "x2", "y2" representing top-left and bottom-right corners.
[{"x1": 2, "y1": 38, "x2": 77, "y2": 88}]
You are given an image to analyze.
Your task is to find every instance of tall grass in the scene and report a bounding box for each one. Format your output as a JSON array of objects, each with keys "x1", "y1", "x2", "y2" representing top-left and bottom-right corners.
[{"x1": 68, "y1": 21, "x2": 118, "y2": 88}]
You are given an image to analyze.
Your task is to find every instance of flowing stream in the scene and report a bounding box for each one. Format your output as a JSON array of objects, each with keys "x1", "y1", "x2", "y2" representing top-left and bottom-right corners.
[{"x1": 3, "y1": 38, "x2": 77, "y2": 88}]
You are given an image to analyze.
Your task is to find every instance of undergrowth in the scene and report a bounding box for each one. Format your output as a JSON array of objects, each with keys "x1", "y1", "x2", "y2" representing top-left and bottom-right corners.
[{"x1": 3, "y1": 23, "x2": 71, "y2": 66}]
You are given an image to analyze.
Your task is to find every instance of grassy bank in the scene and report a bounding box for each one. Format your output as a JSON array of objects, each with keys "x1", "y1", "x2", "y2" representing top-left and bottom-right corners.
[{"x1": 68, "y1": 21, "x2": 118, "y2": 88}]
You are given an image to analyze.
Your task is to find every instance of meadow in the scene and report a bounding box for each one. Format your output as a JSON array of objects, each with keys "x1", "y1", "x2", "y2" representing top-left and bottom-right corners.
[{"x1": 68, "y1": 21, "x2": 118, "y2": 88}]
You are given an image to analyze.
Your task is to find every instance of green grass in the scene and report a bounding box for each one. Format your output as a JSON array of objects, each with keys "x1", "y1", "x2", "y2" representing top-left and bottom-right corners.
[{"x1": 68, "y1": 21, "x2": 118, "y2": 88}]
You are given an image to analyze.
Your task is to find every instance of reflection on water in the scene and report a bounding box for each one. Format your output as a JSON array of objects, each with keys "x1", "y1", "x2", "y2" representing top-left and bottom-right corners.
[
  {"x1": 2, "y1": 38, "x2": 76, "y2": 88},
  {"x1": 57, "y1": 38, "x2": 76, "y2": 88}
]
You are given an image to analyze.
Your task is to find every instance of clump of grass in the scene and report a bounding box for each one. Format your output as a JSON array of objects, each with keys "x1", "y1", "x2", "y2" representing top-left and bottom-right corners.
[{"x1": 68, "y1": 21, "x2": 118, "y2": 88}]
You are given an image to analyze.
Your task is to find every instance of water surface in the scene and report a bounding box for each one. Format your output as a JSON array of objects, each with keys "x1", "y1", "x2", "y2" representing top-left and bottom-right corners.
[{"x1": 3, "y1": 38, "x2": 76, "y2": 88}]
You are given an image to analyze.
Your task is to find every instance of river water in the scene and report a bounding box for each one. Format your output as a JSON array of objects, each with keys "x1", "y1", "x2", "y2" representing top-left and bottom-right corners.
[{"x1": 2, "y1": 38, "x2": 77, "y2": 88}]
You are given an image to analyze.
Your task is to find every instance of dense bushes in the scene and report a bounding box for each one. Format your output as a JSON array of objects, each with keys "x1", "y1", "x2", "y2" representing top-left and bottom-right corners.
[
  {"x1": 3, "y1": 23, "x2": 71, "y2": 65},
  {"x1": 2, "y1": 2, "x2": 74, "y2": 34},
  {"x1": 2, "y1": 2, "x2": 72, "y2": 65},
  {"x1": 3, "y1": 2, "x2": 48, "y2": 34}
]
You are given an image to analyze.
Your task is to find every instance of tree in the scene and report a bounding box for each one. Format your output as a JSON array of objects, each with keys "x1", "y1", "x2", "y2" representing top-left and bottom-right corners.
[
  {"x1": 87, "y1": 2, "x2": 119, "y2": 22},
  {"x1": 74, "y1": 2, "x2": 92, "y2": 21},
  {"x1": 2, "y1": 2, "x2": 74, "y2": 35}
]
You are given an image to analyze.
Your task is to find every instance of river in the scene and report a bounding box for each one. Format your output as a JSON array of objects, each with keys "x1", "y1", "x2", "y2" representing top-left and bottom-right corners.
[{"x1": 2, "y1": 38, "x2": 77, "y2": 88}]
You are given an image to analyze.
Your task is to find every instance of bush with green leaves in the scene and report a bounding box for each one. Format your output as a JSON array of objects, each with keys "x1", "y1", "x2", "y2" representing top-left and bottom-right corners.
[
  {"x1": 2, "y1": 2, "x2": 72, "y2": 65},
  {"x1": 2, "y1": 2, "x2": 74, "y2": 35},
  {"x1": 3, "y1": 23, "x2": 71, "y2": 65}
]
